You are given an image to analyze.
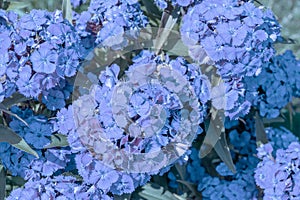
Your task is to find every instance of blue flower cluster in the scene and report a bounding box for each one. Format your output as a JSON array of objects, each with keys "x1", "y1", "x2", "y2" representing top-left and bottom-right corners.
[
  {"x1": 73, "y1": 0, "x2": 148, "y2": 50},
  {"x1": 245, "y1": 50, "x2": 300, "y2": 118},
  {"x1": 0, "y1": 2, "x2": 148, "y2": 111},
  {"x1": 1, "y1": 0, "x2": 300, "y2": 199},
  {"x1": 255, "y1": 141, "x2": 300, "y2": 199},
  {"x1": 54, "y1": 105, "x2": 151, "y2": 196},
  {"x1": 266, "y1": 126, "x2": 299, "y2": 150},
  {"x1": 181, "y1": 0, "x2": 281, "y2": 119},
  {"x1": 48, "y1": 50, "x2": 211, "y2": 197},
  {"x1": 184, "y1": 150, "x2": 258, "y2": 200},
  {"x1": 0, "y1": 9, "x2": 82, "y2": 112},
  {"x1": 0, "y1": 106, "x2": 53, "y2": 177},
  {"x1": 7, "y1": 175, "x2": 113, "y2": 200},
  {"x1": 175, "y1": 116, "x2": 259, "y2": 199}
]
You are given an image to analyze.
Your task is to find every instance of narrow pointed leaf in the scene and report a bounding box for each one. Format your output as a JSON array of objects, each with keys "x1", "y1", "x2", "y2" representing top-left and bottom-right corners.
[
  {"x1": 200, "y1": 109, "x2": 224, "y2": 158},
  {"x1": 0, "y1": 103, "x2": 28, "y2": 126},
  {"x1": 213, "y1": 131, "x2": 236, "y2": 173},
  {"x1": 154, "y1": 6, "x2": 179, "y2": 54},
  {"x1": 0, "y1": 165, "x2": 5, "y2": 200},
  {"x1": 0, "y1": 125, "x2": 38, "y2": 158},
  {"x1": 200, "y1": 110, "x2": 236, "y2": 173},
  {"x1": 62, "y1": 0, "x2": 72, "y2": 24},
  {"x1": 1, "y1": 92, "x2": 28, "y2": 109},
  {"x1": 139, "y1": 184, "x2": 186, "y2": 200},
  {"x1": 255, "y1": 111, "x2": 268, "y2": 145}
]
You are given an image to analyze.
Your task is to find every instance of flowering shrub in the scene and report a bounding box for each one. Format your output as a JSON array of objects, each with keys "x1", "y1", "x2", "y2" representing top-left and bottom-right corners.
[{"x1": 0, "y1": 0, "x2": 299, "y2": 199}]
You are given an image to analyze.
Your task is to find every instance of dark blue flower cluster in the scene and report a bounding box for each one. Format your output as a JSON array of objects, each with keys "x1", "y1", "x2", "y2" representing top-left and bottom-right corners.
[
  {"x1": 0, "y1": 106, "x2": 53, "y2": 177},
  {"x1": 245, "y1": 50, "x2": 300, "y2": 118},
  {"x1": 166, "y1": 116, "x2": 259, "y2": 199}
]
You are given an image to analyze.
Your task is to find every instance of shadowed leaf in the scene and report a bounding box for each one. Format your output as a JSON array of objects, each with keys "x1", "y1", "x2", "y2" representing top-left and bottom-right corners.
[
  {"x1": 0, "y1": 103, "x2": 28, "y2": 126},
  {"x1": 200, "y1": 110, "x2": 236, "y2": 173},
  {"x1": 1, "y1": 92, "x2": 28, "y2": 108},
  {"x1": 0, "y1": 165, "x2": 5, "y2": 200},
  {"x1": 154, "y1": 6, "x2": 179, "y2": 54},
  {"x1": 139, "y1": 183, "x2": 187, "y2": 200},
  {"x1": 0, "y1": 125, "x2": 38, "y2": 158},
  {"x1": 44, "y1": 134, "x2": 69, "y2": 148},
  {"x1": 62, "y1": 0, "x2": 72, "y2": 23},
  {"x1": 255, "y1": 111, "x2": 268, "y2": 144}
]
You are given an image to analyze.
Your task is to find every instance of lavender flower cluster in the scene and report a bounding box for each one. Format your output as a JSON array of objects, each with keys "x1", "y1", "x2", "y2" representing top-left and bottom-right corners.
[
  {"x1": 73, "y1": 0, "x2": 148, "y2": 51},
  {"x1": 55, "y1": 50, "x2": 209, "y2": 196},
  {"x1": 0, "y1": 9, "x2": 82, "y2": 104},
  {"x1": 0, "y1": 0, "x2": 148, "y2": 108},
  {"x1": 255, "y1": 141, "x2": 300, "y2": 199},
  {"x1": 181, "y1": 0, "x2": 281, "y2": 119}
]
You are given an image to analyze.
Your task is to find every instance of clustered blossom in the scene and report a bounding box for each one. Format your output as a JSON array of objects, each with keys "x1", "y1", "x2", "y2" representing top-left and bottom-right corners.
[
  {"x1": 54, "y1": 105, "x2": 151, "y2": 196},
  {"x1": 7, "y1": 175, "x2": 113, "y2": 200},
  {"x1": 167, "y1": 115, "x2": 259, "y2": 199},
  {"x1": 245, "y1": 50, "x2": 300, "y2": 118},
  {"x1": 50, "y1": 50, "x2": 211, "y2": 196},
  {"x1": 0, "y1": 10, "x2": 19, "y2": 102},
  {"x1": 0, "y1": 106, "x2": 53, "y2": 177},
  {"x1": 255, "y1": 142, "x2": 300, "y2": 199},
  {"x1": 2, "y1": 0, "x2": 300, "y2": 199},
  {"x1": 0, "y1": 9, "x2": 83, "y2": 110},
  {"x1": 181, "y1": 0, "x2": 281, "y2": 119},
  {"x1": 83, "y1": 51, "x2": 209, "y2": 171},
  {"x1": 72, "y1": 0, "x2": 148, "y2": 51},
  {"x1": 184, "y1": 149, "x2": 258, "y2": 200},
  {"x1": 266, "y1": 126, "x2": 299, "y2": 151}
]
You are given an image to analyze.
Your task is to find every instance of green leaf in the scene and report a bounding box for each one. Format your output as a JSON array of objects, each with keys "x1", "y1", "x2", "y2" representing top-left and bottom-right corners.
[
  {"x1": 200, "y1": 110, "x2": 236, "y2": 173},
  {"x1": 200, "y1": 109, "x2": 223, "y2": 158},
  {"x1": 7, "y1": 1, "x2": 30, "y2": 11},
  {"x1": 44, "y1": 134, "x2": 69, "y2": 149},
  {"x1": 154, "y1": 6, "x2": 179, "y2": 54},
  {"x1": 176, "y1": 180, "x2": 201, "y2": 198},
  {"x1": 0, "y1": 103, "x2": 28, "y2": 127},
  {"x1": 165, "y1": 38, "x2": 189, "y2": 57},
  {"x1": 114, "y1": 194, "x2": 131, "y2": 200},
  {"x1": 140, "y1": 0, "x2": 161, "y2": 26},
  {"x1": 0, "y1": 125, "x2": 38, "y2": 158},
  {"x1": 0, "y1": 165, "x2": 6, "y2": 200},
  {"x1": 213, "y1": 131, "x2": 236, "y2": 173},
  {"x1": 62, "y1": 0, "x2": 73, "y2": 24},
  {"x1": 139, "y1": 183, "x2": 187, "y2": 200},
  {"x1": 255, "y1": 111, "x2": 268, "y2": 145},
  {"x1": 1, "y1": 92, "x2": 29, "y2": 109}
]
